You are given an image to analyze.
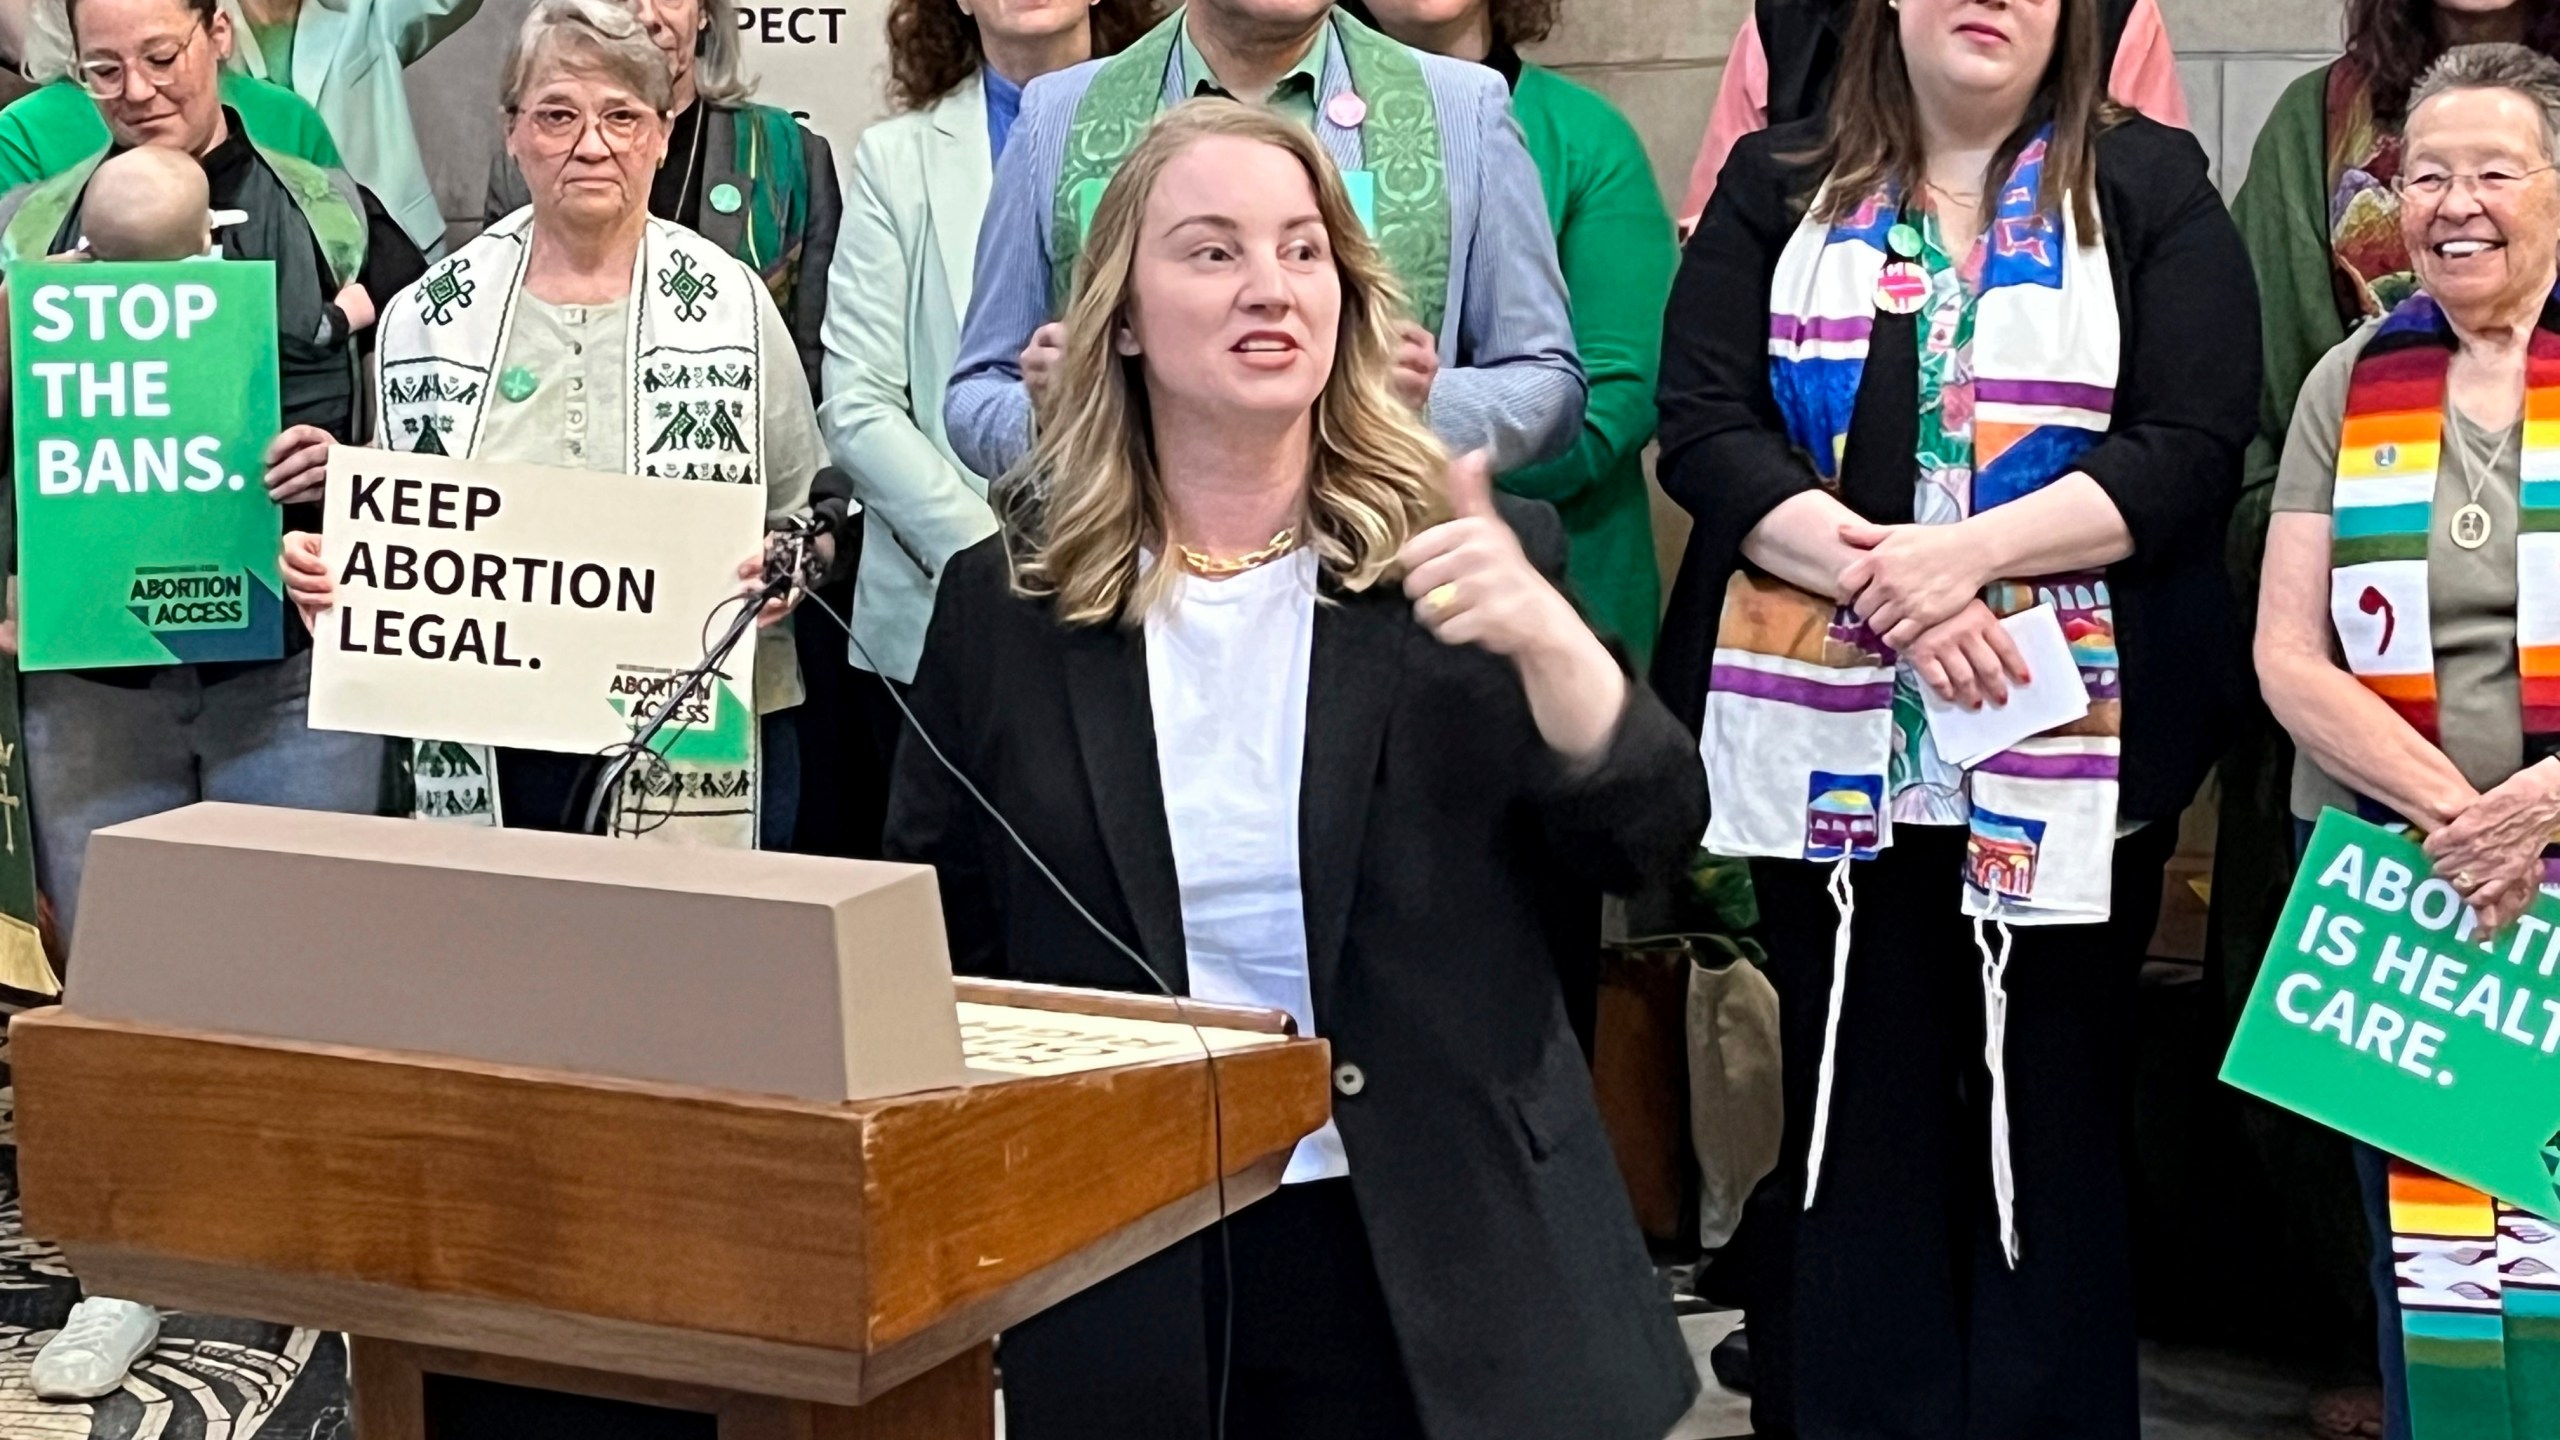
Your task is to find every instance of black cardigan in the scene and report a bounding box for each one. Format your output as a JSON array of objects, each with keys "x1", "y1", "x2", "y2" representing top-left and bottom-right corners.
[
  {"x1": 885, "y1": 502, "x2": 1703, "y2": 1440},
  {"x1": 1652, "y1": 115, "x2": 2260, "y2": 824}
]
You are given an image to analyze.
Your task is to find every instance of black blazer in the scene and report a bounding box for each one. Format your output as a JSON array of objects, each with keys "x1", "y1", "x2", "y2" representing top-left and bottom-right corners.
[
  {"x1": 885, "y1": 502, "x2": 1702, "y2": 1440},
  {"x1": 1653, "y1": 115, "x2": 2260, "y2": 823}
]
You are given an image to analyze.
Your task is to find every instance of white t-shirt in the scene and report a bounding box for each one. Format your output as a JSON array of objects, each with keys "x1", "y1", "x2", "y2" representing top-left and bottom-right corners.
[{"x1": 1144, "y1": 549, "x2": 1343, "y2": 1183}]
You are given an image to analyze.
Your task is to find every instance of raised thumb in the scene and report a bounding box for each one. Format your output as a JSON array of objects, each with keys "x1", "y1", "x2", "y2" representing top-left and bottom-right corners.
[{"x1": 1445, "y1": 449, "x2": 1497, "y2": 520}]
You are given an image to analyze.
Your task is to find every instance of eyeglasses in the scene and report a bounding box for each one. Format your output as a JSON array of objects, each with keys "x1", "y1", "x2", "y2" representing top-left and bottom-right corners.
[
  {"x1": 74, "y1": 15, "x2": 204, "y2": 98},
  {"x1": 509, "y1": 103, "x2": 659, "y2": 152},
  {"x1": 2393, "y1": 165, "x2": 2558, "y2": 203}
]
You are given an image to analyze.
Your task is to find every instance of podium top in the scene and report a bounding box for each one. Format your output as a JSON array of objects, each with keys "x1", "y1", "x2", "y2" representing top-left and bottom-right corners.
[{"x1": 97, "y1": 802, "x2": 923, "y2": 906}]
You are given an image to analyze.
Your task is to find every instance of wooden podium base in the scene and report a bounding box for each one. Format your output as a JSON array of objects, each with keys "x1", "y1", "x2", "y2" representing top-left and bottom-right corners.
[{"x1": 349, "y1": 1337, "x2": 995, "y2": 1440}]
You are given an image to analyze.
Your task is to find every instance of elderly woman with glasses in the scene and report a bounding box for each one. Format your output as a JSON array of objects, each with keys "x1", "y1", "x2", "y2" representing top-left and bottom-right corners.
[
  {"x1": 484, "y1": 0, "x2": 841, "y2": 391},
  {"x1": 273, "y1": 0, "x2": 825, "y2": 851},
  {"x1": 2257, "y1": 41, "x2": 2560, "y2": 1440}
]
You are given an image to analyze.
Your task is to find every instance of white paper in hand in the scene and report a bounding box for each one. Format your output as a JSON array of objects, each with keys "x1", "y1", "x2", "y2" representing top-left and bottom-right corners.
[{"x1": 1916, "y1": 603, "x2": 2090, "y2": 770}]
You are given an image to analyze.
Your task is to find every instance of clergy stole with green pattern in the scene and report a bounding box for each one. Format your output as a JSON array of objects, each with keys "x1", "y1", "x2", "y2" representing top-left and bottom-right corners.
[{"x1": 1048, "y1": 7, "x2": 1450, "y2": 336}]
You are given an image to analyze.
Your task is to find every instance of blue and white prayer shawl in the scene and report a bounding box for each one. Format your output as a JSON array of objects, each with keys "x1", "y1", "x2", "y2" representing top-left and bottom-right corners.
[{"x1": 1700, "y1": 133, "x2": 2124, "y2": 1263}]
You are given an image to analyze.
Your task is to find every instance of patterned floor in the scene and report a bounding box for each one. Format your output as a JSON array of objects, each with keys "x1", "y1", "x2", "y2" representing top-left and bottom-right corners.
[{"x1": 0, "y1": 1041, "x2": 352, "y2": 1440}]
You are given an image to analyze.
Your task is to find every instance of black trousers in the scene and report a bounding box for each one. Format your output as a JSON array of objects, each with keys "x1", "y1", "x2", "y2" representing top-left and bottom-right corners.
[
  {"x1": 1742, "y1": 822, "x2": 2172, "y2": 1440},
  {"x1": 1002, "y1": 1178, "x2": 1426, "y2": 1440}
]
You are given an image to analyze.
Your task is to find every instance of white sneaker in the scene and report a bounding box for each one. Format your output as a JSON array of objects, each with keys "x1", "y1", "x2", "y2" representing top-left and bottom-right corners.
[{"x1": 30, "y1": 1296, "x2": 159, "y2": 1401}]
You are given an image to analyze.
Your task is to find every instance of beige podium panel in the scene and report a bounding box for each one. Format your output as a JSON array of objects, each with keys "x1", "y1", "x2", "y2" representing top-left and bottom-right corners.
[{"x1": 69, "y1": 803, "x2": 968, "y2": 1102}]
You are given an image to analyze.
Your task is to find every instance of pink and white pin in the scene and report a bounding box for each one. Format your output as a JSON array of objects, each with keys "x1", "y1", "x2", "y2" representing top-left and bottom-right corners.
[
  {"x1": 1326, "y1": 92, "x2": 1368, "y2": 128},
  {"x1": 1875, "y1": 261, "x2": 1929, "y2": 315}
]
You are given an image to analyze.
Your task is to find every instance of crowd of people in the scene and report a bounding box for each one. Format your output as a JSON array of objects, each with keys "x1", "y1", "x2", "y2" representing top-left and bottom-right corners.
[{"x1": 0, "y1": 0, "x2": 2553, "y2": 1437}]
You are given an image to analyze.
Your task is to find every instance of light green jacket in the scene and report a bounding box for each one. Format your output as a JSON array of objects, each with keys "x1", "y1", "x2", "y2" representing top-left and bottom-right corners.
[{"x1": 224, "y1": 0, "x2": 479, "y2": 253}]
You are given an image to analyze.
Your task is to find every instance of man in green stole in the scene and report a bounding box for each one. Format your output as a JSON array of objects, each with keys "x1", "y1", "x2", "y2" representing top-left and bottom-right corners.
[{"x1": 943, "y1": 0, "x2": 1585, "y2": 481}]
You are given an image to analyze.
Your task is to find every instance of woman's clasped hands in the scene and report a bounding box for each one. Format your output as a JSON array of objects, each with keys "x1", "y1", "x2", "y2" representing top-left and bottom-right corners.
[
  {"x1": 2424, "y1": 759, "x2": 2560, "y2": 936},
  {"x1": 1836, "y1": 517, "x2": 2029, "y2": 711}
]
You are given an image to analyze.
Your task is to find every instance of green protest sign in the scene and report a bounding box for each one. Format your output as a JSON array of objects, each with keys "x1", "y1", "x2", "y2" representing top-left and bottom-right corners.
[
  {"x1": 10, "y1": 260, "x2": 284, "y2": 670},
  {"x1": 2223, "y1": 810, "x2": 2560, "y2": 1219}
]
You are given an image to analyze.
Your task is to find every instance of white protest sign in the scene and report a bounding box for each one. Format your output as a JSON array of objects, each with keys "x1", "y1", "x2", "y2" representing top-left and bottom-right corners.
[{"x1": 308, "y1": 446, "x2": 765, "y2": 758}]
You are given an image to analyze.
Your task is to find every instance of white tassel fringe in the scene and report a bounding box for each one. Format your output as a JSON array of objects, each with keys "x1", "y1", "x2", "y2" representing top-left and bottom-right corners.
[
  {"x1": 1975, "y1": 915, "x2": 2020, "y2": 1268},
  {"x1": 1803, "y1": 855, "x2": 1855, "y2": 1210}
]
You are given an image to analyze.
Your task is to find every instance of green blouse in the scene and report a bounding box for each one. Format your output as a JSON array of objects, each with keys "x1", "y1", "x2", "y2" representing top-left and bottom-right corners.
[
  {"x1": 0, "y1": 75, "x2": 341, "y2": 194},
  {"x1": 1504, "y1": 63, "x2": 1673, "y2": 665}
]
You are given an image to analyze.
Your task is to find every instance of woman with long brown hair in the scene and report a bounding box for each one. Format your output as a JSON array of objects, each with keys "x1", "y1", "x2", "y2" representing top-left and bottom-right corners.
[
  {"x1": 1656, "y1": 0, "x2": 2255, "y2": 1434},
  {"x1": 887, "y1": 99, "x2": 1699, "y2": 1440}
]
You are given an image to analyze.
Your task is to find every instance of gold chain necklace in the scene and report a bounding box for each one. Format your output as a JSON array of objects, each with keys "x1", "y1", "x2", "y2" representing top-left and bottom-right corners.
[{"x1": 1175, "y1": 528, "x2": 1299, "y2": 578}]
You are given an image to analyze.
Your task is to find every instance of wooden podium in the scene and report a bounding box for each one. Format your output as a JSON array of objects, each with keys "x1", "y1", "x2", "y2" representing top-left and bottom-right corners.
[{"x1": 6, "y1": 805, "x2": 1332, "y2": 1438}]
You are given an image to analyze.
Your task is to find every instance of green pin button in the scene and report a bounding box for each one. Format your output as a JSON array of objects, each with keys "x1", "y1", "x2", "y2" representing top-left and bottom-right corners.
[
  {"x1": 500, "y1": 365, "x2": 538, "y2": 402},
  {"x1": 709, "y1": 182, "x2": 743, "y2": 215},
  {"x1": 1887, "y1": 222, "x2": 1923, "y2": 259}
]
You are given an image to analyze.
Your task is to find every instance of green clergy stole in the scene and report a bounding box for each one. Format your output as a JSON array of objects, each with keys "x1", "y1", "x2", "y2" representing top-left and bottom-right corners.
[
  {"x1": 2, "y1": 142, "x2": 366, "y2": 286},
  {"x1": 1049, "y1": 8, "x2": 1450, "y2": 335}
]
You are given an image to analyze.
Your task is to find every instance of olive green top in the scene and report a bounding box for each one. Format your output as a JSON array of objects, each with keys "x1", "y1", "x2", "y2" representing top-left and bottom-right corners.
[{"x1": 2273, "y1": 319, "x2": 2523, "y2": 817}]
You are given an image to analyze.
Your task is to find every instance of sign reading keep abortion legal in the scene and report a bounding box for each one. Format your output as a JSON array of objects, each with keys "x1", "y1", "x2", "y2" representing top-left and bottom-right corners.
[
  {"x1": 8, "y1": 260, "x2": 284, "y2": 670},
  {"x1": 306, "y1": 446, "x2": 764, "y2": 763},
  {"x1": 2223, "y1": 810, "x2": 2560, "y2": 1218}
]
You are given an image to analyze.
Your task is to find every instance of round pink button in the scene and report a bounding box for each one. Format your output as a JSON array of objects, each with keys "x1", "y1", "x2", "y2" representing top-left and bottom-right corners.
[{"x1": 1326, "y1": 92, "x2": 1368, "y2": 128}]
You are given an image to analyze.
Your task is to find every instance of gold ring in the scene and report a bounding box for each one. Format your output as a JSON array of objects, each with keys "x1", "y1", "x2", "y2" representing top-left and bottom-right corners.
[
  {"x1": 2458, "y1": 870, "x2": 2477, "y2": 890},
  {"x1": 1426, "y1": 582, "x2": 1459, "y2": 612}
]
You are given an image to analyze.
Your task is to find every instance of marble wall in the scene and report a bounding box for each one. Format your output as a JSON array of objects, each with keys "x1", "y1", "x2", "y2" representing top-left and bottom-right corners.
[{"x1": 405, "y1": 0, "x2": 2360, "y2": 248}]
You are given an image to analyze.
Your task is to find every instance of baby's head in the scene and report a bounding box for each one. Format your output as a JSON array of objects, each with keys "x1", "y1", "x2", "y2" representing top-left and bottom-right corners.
[{"x1": 79, "y1": 147, "x2": 213, "y2": 262}]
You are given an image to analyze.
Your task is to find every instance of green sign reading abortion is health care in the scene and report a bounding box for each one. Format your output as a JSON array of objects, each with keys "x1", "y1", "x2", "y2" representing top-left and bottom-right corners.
[
  {"x1": 2224, "y1": 810, "x2": 2560, "y2": 1218},
  {"x1": 9, "y1": 260, "x2": 283, "y2": 670}
]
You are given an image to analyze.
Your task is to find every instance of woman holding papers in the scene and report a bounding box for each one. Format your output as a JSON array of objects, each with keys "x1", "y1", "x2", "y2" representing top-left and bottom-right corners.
[
  {"x1": 885, "y1": 101, "x2": 1699, "y2": 1440},
  {"x1": 275, "y1": 0, "x2": 823, "y2": 848},
  {"x1": 2256, "y1": 43, "x2": 2560, "y2": 1440},
  {"x1": 1652, "y1": 0, "x2": 2254, "y2": 1433}
]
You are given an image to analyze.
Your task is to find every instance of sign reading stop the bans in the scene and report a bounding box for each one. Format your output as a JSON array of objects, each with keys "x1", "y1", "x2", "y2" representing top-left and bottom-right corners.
[
  {"x1": 8, "y1": 261, "x2": 284, "y2": 669},
  {"x1": 2223, "y1": 810, "x2": 2560, "y2": 1218},
  {"x1": 306, "y1": 446, "x2": 763, "y2": 764}
]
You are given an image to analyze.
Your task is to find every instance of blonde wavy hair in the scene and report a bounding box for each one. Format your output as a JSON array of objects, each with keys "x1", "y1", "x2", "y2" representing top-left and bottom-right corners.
[{"x1": 1001, "y1": 100, "x2": 1449, "y2": 626}]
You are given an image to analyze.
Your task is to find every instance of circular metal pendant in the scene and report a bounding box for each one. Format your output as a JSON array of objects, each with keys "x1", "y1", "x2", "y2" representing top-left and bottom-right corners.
[{"x1": 2452, "y1": 501, "x2": 2493, "y2": 550}]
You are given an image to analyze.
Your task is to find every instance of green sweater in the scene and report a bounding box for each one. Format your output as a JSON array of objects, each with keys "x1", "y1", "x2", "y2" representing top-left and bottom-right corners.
[
  {"x1": 2228, "y1": 62, "x2": 2345, "y2": 614},
  {"x1": 0, "y1": 74, "x2": 341, "y2": 193},
  {"x1": 1505, "y1": 63, "x2": 1672, "y2": 664}
]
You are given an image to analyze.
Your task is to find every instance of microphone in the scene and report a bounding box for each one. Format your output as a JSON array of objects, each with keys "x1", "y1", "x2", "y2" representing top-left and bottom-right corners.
[{"x1": 577, "y1": 515, "x2": 823, "y2": 837}]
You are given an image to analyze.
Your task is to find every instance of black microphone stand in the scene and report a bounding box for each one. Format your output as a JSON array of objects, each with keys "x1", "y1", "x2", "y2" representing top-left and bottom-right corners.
[{"x1": 577, "y1": 546, "x2": 806, "y2": 838}]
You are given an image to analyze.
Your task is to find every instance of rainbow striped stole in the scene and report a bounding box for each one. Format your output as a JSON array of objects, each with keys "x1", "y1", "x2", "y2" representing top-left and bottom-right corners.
[
  {"x1": 2329, "y1": 292, "x2": 2560, "y2": 754},
  {"x1": 2388, "y1": 1160, "x2": 2560, "y2": 1439}
]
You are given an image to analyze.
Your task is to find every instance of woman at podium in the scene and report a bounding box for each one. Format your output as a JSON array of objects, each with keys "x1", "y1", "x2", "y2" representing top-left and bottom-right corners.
[{"x1": 886, "y1": 100, "x2": 1703, "y2": 1440}]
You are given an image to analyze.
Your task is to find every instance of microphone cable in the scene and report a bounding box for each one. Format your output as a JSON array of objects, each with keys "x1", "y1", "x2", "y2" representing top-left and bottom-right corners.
[{"x1": 614, "y1": 534, "x2": 1242, "y2": 1440}]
